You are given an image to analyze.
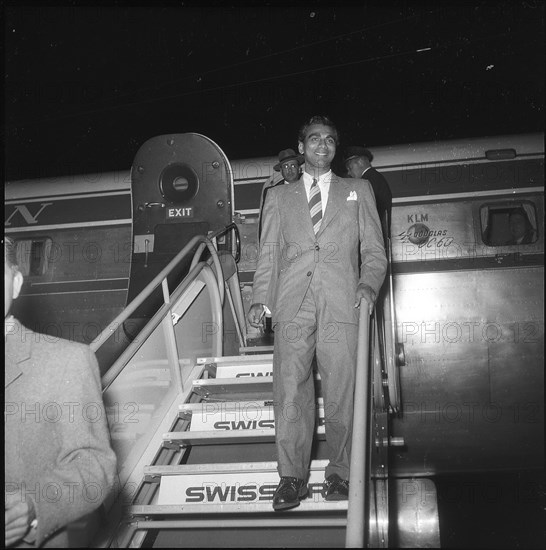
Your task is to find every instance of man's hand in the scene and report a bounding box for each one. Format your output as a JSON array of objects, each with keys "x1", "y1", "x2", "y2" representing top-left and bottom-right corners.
[
  {"x1": 354, "y1": 284, "x2": 376, "y2": 315},
  {"x1": 5, "y1": 492, "x2": 33, "y2": 547},
  {"x1": 247, "y1": 303, "x2": 266, "y2": 328}
]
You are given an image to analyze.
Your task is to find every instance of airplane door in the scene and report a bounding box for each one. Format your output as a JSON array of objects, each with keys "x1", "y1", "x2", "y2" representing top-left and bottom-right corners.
[{"x1": 126, "y1": 133, "x2": 233, "y2": 335}]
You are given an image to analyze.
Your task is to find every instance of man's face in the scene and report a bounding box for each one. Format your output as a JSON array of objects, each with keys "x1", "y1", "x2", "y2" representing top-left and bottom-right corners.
[
  {"x1": 4, "y1": 259, "x2": 23, "y2": 318},
  {"x1": 280, "y1": 160, "x2": 300, "y2": 183},
  {"x1": 298, "y1": 124, "x2": 336, "y2": 172},
  {"x1": 345, "y1": 158, "x2": 363, "y2": 179},
  {"x1": 509, "y1": 213, "x2": 527, "y2": 239}
]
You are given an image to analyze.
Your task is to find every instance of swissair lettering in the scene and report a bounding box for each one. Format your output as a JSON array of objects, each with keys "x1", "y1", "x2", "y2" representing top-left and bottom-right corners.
[{"x1": 185, "y1": 482, "x2": 325, "y2": 503}]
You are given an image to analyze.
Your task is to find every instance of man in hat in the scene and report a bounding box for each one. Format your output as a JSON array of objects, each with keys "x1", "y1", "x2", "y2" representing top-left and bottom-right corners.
[
  {"x1": 258, "y1": 149, "x2": 304, "y2": 242},
  {"x1": 344, "y1": 146, "x2": 392, "y2": 238}
]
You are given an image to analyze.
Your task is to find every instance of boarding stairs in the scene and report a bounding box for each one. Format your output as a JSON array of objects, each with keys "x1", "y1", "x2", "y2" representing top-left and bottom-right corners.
[
  {"x1": 89, "y1": 227, "x2": 439, "y2": 548},
  {"x1": 129, "y1": 354, "x2": 357, "y2": 548}
]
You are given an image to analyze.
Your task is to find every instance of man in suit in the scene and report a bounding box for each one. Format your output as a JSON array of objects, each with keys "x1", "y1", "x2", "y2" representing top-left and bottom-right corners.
[
  {"x1": 344, "y1": 145, "x2": 392, "y2": 239},
  {"x1": 247, "y1": 116, "x2": 387, "y2": 510},
  {"x1": 4, "y1": 236, "x2": 117, "y2": 547},
  {"x1": 258, "y1": 148, "x2": 304, "y2": 242}
]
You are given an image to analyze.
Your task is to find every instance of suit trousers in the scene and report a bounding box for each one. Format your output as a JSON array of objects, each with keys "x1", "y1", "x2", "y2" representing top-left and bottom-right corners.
[{"x1": 272, "y1": 279, "x2": 358, "y2": 481}]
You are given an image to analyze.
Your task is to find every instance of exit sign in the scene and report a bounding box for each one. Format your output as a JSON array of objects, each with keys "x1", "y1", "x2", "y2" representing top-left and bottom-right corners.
[{"x1": 166, "y1": 206, "x2": 194, "y2": 220}]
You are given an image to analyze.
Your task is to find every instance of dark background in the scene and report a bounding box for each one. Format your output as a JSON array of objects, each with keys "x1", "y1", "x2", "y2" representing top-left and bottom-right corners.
[
  {"x1": 4, "y1": 1, "x2": 545, "y2": 182},
  {"x1": 3, "y1": 3, "x2": 545, "y2": 548}
]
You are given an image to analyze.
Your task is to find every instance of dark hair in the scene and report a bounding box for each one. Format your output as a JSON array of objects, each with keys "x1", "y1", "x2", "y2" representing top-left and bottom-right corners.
[
  {"x1": 4, "y1": 236, "x2": 18, "y2": 270},
  {"x1": 298, "y1": 115, "x2": 339, "y2": 145}
]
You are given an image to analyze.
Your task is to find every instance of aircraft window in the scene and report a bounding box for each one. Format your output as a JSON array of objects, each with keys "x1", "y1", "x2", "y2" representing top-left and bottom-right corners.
[
  {"x1": 480, "y1": 202, "x2": 538, "y2": 246},
  {"x1": 14, "y1": 238, "x2": 52, "y2": 276}
]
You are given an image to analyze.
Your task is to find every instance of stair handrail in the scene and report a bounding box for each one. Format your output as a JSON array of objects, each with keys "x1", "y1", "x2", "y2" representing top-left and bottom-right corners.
[
  {"x1": 90, "y1": 235, "x2": 211, "y2": 353},
  {"x1": 345, "y1": 299, "x2": 372, "y2": 548},
  {"x1": 189, "y1": 224, "x2": 240, "y2": 306},
  {"x1": 91, "y1": 222, "x2": 238, "y2": 355},
  {"x1": 97, "y1": 260, "x2": 221, "y2": 392},
  {"x1": 189, "y1": 222, "x2": 247, "y2": 347},
  {"x1": 191, "y1": 222, "x2": 241, "y2": 273},
  {"x1": 383, "y1": 230, "x2": 402, "y2": 412}
]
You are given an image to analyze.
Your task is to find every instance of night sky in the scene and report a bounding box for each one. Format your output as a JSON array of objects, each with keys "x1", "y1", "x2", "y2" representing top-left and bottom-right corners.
[{"x1": 4, "y1": 1, "x2": 545, "y2": 182}]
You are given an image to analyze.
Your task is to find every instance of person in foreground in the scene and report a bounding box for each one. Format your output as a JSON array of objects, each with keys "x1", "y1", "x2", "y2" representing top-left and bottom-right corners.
[
  {"x1": 247, "y1": 116, "x2": 387, "y2": 510},
  {"x1": 4, "y1": 236, "x2": 117, "y2": 547}
]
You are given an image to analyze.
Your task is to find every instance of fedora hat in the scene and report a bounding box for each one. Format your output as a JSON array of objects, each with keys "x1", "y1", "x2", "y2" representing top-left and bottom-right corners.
[
  {"x1": 343, "y1": 146, "x2": 373, "y2": 164},
  {"x1": 273, "y1": 149, "x2": 305, "y2": 171}
]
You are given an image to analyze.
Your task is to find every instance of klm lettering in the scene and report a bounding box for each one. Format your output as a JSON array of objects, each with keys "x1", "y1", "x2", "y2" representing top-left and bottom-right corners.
[
  {"x1": 5, "y1": 203, "x2": 53, "y2": 226},
  {"x1": 407, "y1": 213, "x2": 428, "y2": 223}
]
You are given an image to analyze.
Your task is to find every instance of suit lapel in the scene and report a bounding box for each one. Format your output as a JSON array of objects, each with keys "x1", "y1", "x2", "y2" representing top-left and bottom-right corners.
[{"x1": 288, "y1": 179, "x2": 316, "y2": 238}]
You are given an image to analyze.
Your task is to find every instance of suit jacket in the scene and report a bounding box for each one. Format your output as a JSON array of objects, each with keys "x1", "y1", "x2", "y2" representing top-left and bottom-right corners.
[
  {"x1": 362, "y1": 166, "x2": 392, "y2": 237},
  {"x1": 258, "y1": 177, "x2": 288, "y2": 242},
  {"x1": 5, "y1": 319, "x2": 117, "y2": 548},
  {"x1": 252, "y1": 175, "x2": 387, "y2": 324}
]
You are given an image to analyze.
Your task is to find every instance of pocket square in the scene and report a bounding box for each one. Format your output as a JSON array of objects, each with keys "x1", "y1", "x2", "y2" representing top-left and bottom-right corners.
[{"x1": 347, "y1": 191, "x2": 357, "y2": 201}]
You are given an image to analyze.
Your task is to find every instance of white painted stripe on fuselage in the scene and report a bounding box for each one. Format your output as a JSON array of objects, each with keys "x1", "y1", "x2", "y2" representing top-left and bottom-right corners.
[
  {"x1": 30, "y1": 277, "x2": 129, "y2": 286},
  {"x1": 394, "y1": 186, "x2": 544, "y2": 204},
  {"x1": 235, "y1": 186, "x2": 544, "y2": 215},
  {"x1": 4, "y1": 190, "x2": 131, "y2": 204},
  {"x1": 23, "y1": 289, "x2": 127, "y2": 296},
  {"x1": 5, "y1": 219, "x2": 132, "y2": 233}
]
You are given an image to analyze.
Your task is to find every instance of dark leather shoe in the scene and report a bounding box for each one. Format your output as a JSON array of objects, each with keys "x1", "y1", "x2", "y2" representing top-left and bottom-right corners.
[
  {"x1": 272, "y1": 477, "x2": 308, "y2": 511},
  {"x1": 323, "y1": 473, "x2": 349, "y2": 501}
]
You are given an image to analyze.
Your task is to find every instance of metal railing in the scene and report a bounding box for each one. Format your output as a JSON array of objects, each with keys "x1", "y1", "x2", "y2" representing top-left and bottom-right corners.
[
  {"x1": 346, "y1": 300, "x2": 372, "y2": 548},
  {"x1": 91, "y1": 224, "x2": 242, "y2": 390}
]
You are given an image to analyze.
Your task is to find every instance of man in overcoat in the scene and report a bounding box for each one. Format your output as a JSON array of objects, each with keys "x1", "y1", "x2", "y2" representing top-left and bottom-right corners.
[{"x1": 4, "y1": 237, "x2": 117, "y2": 547}]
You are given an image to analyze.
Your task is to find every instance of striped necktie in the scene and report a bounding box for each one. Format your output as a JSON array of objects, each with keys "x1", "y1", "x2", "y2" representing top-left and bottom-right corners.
[{"x1": 309, "y1": 178, "x2": 322, "y2": 234}]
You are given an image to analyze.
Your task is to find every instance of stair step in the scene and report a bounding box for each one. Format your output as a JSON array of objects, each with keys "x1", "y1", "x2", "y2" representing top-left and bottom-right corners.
[
  {"x1": 197, "y1": 354, "x2": 274, "y2": 366},
  {"x1": 179, "y1": 400, "x2": 273, "y2": 413},
  {"x1": 192, "y1": 377, "x2": 273, "y2": 397},
  {"x1": 197, "y1": 355, "x2": 273, "y2": 378},
  {"x1": 216, "y1": 363, "x2": 273, "y2": 378},
  {"x1": 179, "y1": 400, "x2": 326, "y2": 432},
  {"x1": 128, "y1": 502, "x2": 348, "y2": 517},
  {"x1": 186, "y1": 402, "x2": 274, "y2": 431},
  {"x1": 163, "y1": 425, "x2": 326, "y2": 445},
  {"x1": 145, "y1": 459, "x2": 329, "y2": 477},
  {"x1": 239, "y1": 344, "x2": 275, "y2": 355},
  {"x1": 192, "y1": 372, "x2": 322, "y2": 397},
  {"x1": 155, "y1": 467, "x2": 344, "y2": 507}
]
